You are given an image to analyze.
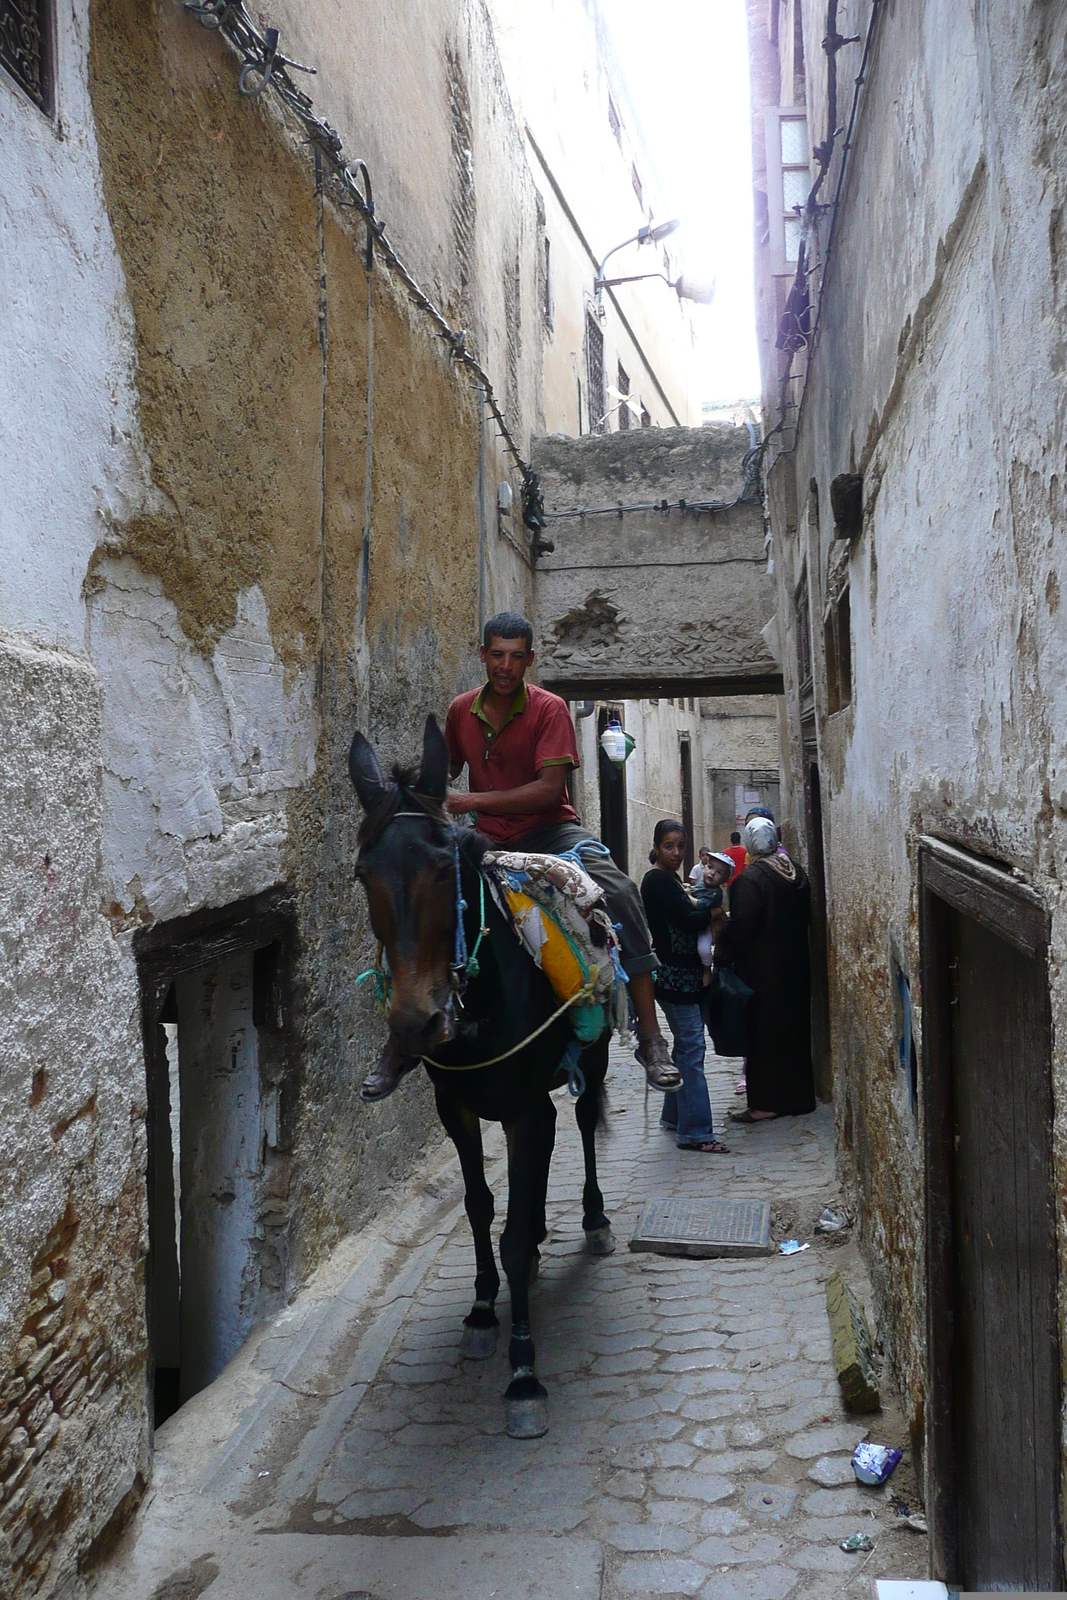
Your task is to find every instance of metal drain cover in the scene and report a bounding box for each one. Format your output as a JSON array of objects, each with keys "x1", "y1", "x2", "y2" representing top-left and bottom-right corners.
[{"x1": 629, "y1": 1197, "x2": 772, "y2": 1258}]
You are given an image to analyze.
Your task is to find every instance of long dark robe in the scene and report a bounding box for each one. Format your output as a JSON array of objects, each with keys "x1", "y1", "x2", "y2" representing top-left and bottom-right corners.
[{"x1": 715, "y1": 855, "x2": 816, "y2": 1116}]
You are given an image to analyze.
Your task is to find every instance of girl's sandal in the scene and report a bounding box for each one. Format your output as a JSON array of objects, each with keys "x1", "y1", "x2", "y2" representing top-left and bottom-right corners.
[{"x1": 680, "y1": 1139, "x2": 731, "y2": 1153}]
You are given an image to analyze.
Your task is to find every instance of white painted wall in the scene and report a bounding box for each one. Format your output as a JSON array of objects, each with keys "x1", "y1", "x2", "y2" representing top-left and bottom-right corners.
[
  {"x1": 0, "y1": 0, "x2": 158, "y2": 650},
  {"x1": 87, "y1": 561, "x2": 315, "y2": 923},
  {"x1": 623, "y1": 697, "x2": 706, "y2": 870}
]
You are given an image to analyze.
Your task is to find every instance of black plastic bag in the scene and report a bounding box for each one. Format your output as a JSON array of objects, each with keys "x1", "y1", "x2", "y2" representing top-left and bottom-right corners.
[{"x1": 704, "y1": 964, "x2": 753, "y2": 1057}]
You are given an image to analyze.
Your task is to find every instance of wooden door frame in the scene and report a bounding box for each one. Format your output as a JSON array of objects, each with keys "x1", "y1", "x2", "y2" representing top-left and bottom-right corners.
[
  {"x1": 918, "y1": 836, "x2": 1053, "y2": 1582},
  {"x1": 802, "y1": 735, "x2": 832, "y2": 1101}
]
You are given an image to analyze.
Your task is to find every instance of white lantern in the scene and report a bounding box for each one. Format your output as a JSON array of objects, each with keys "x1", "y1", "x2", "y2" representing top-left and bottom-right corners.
[{"x1": 600, "y1": 723, "x2": 629, "y2": 764}]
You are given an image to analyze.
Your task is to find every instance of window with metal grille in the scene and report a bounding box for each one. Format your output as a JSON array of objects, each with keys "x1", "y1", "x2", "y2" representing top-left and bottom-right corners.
[
  {"x1": 764, "y1": 108, "x2": 809, "y2": 274},
  {"x1": 586, "y1": 313, "x2": 606, "y2": 434},
  {"x1": 631, "y1": 163, "x2": 643, "y2": 210},
  {"x1": 1, "y1": 0, "x2": 54, "y2": 115},
  {"x1": 640, "y1": 404, "x2": 651, "y2": 429},
  {"x1": 608, "y1": 94, "x2": 622, "y2": 147},
  {"x1": 617, "y1": 362, "x2": 630, "y2": 431}
]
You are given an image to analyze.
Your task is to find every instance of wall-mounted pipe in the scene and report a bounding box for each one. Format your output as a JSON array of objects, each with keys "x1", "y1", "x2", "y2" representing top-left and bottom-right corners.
[{"x1": 574, "y1": 701, "x2": 596, "y2": 719}]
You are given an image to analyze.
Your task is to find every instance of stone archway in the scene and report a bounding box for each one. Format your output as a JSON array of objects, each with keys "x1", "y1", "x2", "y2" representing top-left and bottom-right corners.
[{"x1": 532, "y1": 426, "x2": 782, "y2": 701}]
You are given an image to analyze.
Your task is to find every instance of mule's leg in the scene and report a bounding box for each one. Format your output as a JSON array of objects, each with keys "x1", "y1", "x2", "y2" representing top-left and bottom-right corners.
[
  {"x1": 576, "y1": 1037, "x2": 615, "y2": 1255},
  {"x1": 499, "y1": 1096, "x2": 557, "y2": 1438},
  {"x1": 434, "y1": 1087, "x2": 500, "y2": 1360}
]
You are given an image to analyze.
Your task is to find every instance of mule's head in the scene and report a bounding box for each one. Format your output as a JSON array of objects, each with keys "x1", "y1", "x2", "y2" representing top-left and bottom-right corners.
[{"x1": 349, "y1": 716, "x2": 459, "y2": 1057}]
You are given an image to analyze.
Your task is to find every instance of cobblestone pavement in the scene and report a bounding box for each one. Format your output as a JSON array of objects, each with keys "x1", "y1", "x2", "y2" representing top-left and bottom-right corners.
[{"x1": 92, "y1": 1040, "x2": 928, "y2": 1600}]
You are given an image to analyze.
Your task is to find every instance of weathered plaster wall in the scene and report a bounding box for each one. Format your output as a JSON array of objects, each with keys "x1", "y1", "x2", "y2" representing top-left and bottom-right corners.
[
  {"x1": 533, "y1": 425, "x2": 778, "y2": 696},
  {"x1": 0, "y1": 1, "x2": 160, "y2": 1588},
  {"x1": 623, "y1": 697, "x2": 707, "y2": 872},
  {"x1": 701, "y1": 695, "x2": 781, "y2": 773},
  {"x1": 759, "y1": 0, "x2": 1067, "y2": 1501},
  {"x1": 2, "y1": 0, "x2": 544, "y2": 1586},
  {"x1": 84, "y1": 0, "x2": 541, "y2": 1271},
  {"x1": 87, "y1": 563, "x2": 315, "y2": 924},
  {"x1": 0, "y1": 638, "x2": 148, "y2": 1595}
]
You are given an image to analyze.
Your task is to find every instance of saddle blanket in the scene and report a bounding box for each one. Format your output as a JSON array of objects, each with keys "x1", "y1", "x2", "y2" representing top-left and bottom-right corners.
[{"x1": 482, "y1": 850, "x2": 627, "y2": 1043}]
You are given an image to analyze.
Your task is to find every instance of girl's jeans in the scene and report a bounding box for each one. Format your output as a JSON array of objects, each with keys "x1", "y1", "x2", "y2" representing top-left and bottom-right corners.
[{"x1": 658, "y1": 999, "x2": 716, "y2": 1147}]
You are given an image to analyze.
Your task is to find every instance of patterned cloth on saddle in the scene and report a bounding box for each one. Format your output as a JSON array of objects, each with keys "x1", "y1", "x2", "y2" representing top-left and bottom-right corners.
[{"x1": 482, "y1": 850, "x2": 627, "y2": 1044}]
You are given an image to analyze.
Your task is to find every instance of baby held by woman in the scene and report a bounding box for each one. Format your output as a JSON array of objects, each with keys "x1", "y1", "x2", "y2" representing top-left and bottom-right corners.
[{"x1": 688, "y1": 852, "x2": 734, "y2": 981}]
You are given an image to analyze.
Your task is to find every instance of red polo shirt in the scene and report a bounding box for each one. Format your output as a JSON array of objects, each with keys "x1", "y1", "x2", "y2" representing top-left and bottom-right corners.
[
  {"x1": 723, "y1": 845, "x2": 747, "y2": 884},
  {"x1": 444, "y1": 681, "x2": 580, "y2": 845}
]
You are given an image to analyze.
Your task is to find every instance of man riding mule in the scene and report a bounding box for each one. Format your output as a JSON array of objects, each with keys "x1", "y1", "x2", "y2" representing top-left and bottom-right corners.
[
  {"x1": 360, "y1": 609, "x2": 681, "y2": 1101},
  {"x1": 348, "y1": 715, "x2": 617, "y2": 1437}
]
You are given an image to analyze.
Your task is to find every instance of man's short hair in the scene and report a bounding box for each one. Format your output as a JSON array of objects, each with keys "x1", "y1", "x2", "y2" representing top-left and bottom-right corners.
[
  {"x1": 730, "y1": 831, "x2": 742, "y2": 844},
  {"x1": 483, "y1": 611, "x2": 534, "y2": 652},
  {"x1": 698, "y1": 847, "x2": 711, "y2": 858}
]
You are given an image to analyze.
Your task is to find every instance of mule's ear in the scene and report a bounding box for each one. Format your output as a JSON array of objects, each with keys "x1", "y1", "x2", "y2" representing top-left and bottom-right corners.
[
  {"x1": 348, "y1": 731, "x2": 386, "y2": 811},
  {"x1": 417, "y1": 714, "x2": 450, "y2": 799}
]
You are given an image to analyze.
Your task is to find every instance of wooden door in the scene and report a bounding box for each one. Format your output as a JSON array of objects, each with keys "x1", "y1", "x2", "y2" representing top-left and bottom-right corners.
[
  {"x1": 803, "y1": 743, "x2": 831, "y2": 1100},
  {"x1": 947, "y1": 907, "x2": 1060, "y2": 1589}
]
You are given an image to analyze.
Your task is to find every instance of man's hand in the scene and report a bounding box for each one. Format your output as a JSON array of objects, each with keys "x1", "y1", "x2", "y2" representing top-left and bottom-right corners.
[{"x1": 447, "y1": 766, "x2": 571, "y2": 819}]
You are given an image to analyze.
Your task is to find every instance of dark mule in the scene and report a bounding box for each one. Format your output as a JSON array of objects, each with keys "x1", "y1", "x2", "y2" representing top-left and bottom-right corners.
[{"x1": 349, "y1": 716, "x2": 614, "y2": 1438}]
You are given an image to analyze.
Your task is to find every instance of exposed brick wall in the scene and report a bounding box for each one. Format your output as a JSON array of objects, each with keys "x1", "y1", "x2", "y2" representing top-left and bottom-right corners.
[{"x1": 0, "y1": 1171, "x2": 149, "y2": 1595}]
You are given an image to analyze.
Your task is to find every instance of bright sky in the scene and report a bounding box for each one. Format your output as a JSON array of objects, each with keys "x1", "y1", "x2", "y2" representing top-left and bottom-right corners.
[{"x1": 603, "y1": 0, "x2": 761, "y2": 405}]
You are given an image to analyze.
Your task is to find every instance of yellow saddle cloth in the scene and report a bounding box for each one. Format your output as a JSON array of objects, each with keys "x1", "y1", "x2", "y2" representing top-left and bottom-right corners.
[{"x1": 483, "y1": 851, "x2": 625, "y2": 1043}]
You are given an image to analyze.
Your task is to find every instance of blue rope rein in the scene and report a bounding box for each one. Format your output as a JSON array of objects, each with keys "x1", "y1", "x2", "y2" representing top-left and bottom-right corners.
[{"x1": 452, "y1": 827, "x2": 488, "y2": 983}]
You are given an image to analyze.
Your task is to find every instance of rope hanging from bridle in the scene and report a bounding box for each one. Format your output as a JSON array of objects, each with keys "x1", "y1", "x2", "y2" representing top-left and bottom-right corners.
[{"x1": 420, "y1": 979, "x2": 597, "y2": 1074}]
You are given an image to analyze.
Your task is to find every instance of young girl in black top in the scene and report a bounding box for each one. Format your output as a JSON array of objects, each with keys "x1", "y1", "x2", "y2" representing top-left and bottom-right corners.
[{"x1": 639, "y1": 820, "x2": 729, "y2": 1154}]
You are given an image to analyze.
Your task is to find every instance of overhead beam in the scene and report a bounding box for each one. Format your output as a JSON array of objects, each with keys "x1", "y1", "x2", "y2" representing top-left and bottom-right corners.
[{"x1": 541, "y1": 672, "x2": 784, "y2": 700}]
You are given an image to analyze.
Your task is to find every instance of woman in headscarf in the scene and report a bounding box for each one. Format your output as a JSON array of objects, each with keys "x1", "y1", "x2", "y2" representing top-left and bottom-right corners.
[
  {"x1": 716, "y1": 815, "x2": 816, "y2": 1122},
  {"x1": 640, "y1": 819, "x2": 730, "y2": 1154}
]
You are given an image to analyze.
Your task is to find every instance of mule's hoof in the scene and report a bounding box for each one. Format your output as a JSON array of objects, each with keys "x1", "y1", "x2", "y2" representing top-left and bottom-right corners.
[
  {"x1": 585, "y1": 1225, "x2": 616, "y2": 1256},
  {"x1": 459, "y1": 1321, "x2": 499, "y2": 1360},
  {"x1": 507, "y1": 1394, "x2": 548, "y2": 1438}
]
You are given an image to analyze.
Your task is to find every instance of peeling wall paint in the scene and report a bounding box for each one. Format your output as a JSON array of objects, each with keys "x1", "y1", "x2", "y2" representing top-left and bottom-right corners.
[
  {"x1": 2, "y1": 0, "x2": 547, "y2": 1586},
  {"x1": 87, "y1": 562, "x2": 315, "y2": 924}
]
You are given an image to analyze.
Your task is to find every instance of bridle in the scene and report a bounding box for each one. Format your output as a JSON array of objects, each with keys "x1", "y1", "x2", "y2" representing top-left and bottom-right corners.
[
  {"x1": 360, "y1": 805, "x2": 592, "y2": 1085},
  {"x1": 358, "y1": 806, "x2": 489, "y2": 1010}
]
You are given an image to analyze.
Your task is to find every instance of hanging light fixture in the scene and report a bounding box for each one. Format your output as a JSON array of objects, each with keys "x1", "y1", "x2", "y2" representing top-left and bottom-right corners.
[{"x1": 600, "y1": 719, "x2": 636, "y2": 764}]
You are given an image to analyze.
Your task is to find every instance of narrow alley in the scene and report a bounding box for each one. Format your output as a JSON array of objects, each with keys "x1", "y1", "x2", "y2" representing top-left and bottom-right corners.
[
  {"x1": 94, "y1": 1043, "x2": 924, "y2": 1600},
  {"x1": 6, "y1": 0, "x2": 1067, "y2": 1589}
]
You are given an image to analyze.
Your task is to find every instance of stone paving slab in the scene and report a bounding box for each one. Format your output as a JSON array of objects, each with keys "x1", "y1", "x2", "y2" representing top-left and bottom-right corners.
[
  {"x1": 89, "y1": 1036, "x2": 927, "y2": 1600},
  {"x1": 115, "y1": 1532, "x2": 605, "y2": 1600}
]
